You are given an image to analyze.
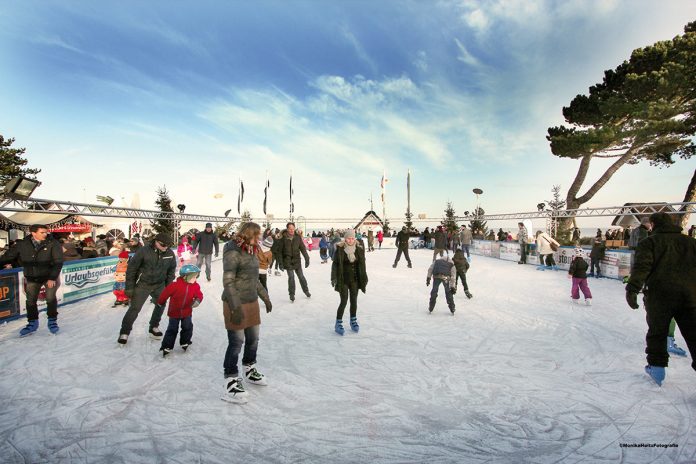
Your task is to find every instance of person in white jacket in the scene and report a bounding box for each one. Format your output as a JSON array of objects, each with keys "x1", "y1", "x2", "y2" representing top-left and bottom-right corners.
[{"x1": 535, "y1": 230, "x2": 560, "y2": 270}]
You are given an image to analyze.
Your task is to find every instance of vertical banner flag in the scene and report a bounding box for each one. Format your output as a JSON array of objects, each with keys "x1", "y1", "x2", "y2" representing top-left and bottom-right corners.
[
  {"x1": 238, "y1": 179, "x2": 245, "y2": 214},
  {"x1": 263, "y1": 173, "x2": 270, "y2": 215}
]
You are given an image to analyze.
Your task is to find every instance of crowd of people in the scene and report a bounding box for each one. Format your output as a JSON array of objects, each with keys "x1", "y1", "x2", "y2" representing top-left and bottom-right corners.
[{"x1": 0, "y1": 212, "x2": 694, "y2": 400}]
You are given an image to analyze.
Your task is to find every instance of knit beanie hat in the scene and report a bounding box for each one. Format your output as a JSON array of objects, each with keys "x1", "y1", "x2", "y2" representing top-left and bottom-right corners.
[
  {"x1": 153, "y1": 233, "x2": 172, "y2": 247},
  {"x1": 205, "y1": 222, "x2": 213, "y2": 228},
  {"x1": 262, "y1": 236, "x2": 274, "y2": 248},
  {"x1": 574, "y1": 247, "x2": 584, "y2": 257},
  {"x1": 344, "y1": 229, "x2": 356, "y2": 240}
]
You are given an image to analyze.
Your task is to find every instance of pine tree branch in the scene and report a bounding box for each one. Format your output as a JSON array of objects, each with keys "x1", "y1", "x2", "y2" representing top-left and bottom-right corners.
[{"x1": 575, "y1": 143, "x2": 642, "y2": 205}]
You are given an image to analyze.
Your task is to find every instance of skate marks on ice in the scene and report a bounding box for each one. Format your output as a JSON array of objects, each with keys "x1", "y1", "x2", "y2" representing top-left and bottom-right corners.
[{"x1": 0, "y1": 250, "x2": 695, "y2": 462}]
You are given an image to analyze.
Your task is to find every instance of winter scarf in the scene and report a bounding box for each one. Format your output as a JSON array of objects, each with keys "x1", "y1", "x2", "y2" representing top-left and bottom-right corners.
[
  {"x1": 343, "y1": 241, "x2": 357, "y2": 263},
  {"x1": 235, "y1": 238, "x2": 259, "y2": 255}
]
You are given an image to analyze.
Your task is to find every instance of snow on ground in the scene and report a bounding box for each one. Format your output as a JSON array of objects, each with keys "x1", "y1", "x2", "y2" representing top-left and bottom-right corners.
[{"x1": 0, "y1": 249, "x2": 694, "y2": 464}]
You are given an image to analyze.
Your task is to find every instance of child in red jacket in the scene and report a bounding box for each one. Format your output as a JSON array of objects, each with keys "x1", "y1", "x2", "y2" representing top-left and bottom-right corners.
[{"x1": 158, "y1": 264, "x2": 204, "y2": 357}]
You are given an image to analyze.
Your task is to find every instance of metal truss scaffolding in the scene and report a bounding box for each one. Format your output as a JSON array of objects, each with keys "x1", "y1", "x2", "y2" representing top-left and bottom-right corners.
[{"x1": 1, "y1": 197, "x2": 694, "y2": 225}]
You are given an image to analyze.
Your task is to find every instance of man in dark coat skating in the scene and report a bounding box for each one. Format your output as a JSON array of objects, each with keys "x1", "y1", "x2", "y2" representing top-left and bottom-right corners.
[
  {"x1": 280, "y1": 222, "x2": 310, "y2": 302},
  {"x1": 626, "y1": 212, "x2": 696, "y2": 386},
  {"x1": 392, "y1": 226, "x2": 412, "y2": 268}
]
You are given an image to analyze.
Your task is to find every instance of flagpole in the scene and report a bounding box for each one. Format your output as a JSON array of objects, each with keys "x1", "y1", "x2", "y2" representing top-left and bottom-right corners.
[
  {"x1": 407, "y1": 169, "x2": 411, "y2": 221},
  {"x1": 381, "y1": 169, "x2": 387, "y2": 227}
]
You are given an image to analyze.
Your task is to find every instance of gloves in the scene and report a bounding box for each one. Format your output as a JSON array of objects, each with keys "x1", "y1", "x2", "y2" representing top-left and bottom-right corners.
[
  {"x1": 231, "y1": 308, "x2": 243, "y2": 325},
  {"x1": 426, "y1": 278, "x2": 431, "y2": 287},
  {"x1": 626, "y1": 291, "x2": 639, "y2": 310},
  {"x1": 451, "y1": 287, "x2": 457, "y2": 295},
  {"x1": 125, "y1": 288, "x2": 134, "y2": 298},
  {"x1": 305, "y1": 260, "x2": 310, "y2": 269},
  {"x1": 192, "y1": 298, "x2": 201, "y2": 308},
  {"x1": 263, "y1": 299, "x2": 272, "y2": 314}
]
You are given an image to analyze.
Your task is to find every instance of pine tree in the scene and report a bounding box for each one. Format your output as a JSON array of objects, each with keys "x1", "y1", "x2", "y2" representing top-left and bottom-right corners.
[
  {"x1": 546, "y1": 185, "x2": 571, "y2": 244},
  {"x1": 547, "y1": 22, "x2": 696, "y2": 228},
  {"x1": 151, "y1": 186, "x2": 177, "y2": 243},
  {"x1": 0, "y1": 135, "x2": 41, "y2": 185},
  {"x1": 469, "y1": 207, "x2": 488, "y2": 237},
  {"x1": 404, "y1": 210, "x2": 413, "y2": 231},
  {"x1": 237, "y1": 210, "x2": 252, "y2": 233},
  {"x1": 441, "y1": 201, "x2": 459, "y2": 234}
]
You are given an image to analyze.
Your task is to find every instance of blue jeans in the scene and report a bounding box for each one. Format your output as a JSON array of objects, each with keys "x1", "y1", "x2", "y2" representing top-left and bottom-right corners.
[
  {"x1": 461, "y1": 244, "x2": 470, "y2": 257},
  {"x1": 161, "y1": 316, "x2": 193, "y2": 350},
  {"x1": 223, "y1": 325, "x2": 260, "y2": 377}
]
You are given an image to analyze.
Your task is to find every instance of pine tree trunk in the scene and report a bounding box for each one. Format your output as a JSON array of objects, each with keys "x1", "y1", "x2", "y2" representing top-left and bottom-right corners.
[{"x1": 679, "y1": 168, "x2": 696, "y2": 229}]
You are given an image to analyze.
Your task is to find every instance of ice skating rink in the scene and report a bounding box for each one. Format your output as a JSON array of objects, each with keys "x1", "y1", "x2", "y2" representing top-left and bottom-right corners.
[{"x1": 0, "y1": 248, "x2": 693, "y2": 463}]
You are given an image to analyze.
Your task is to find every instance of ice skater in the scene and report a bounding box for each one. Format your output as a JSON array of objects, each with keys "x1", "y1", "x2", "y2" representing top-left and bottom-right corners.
[
  {"x1": 535, "y1": 230, "x2": 559, "y2": 270},
  {"x1": 193, "y1": 223, "x2": 219, "y2": 282},
  {"x1": 222, "y1": 222, "x2": 273, "y2": 404},
  {"x1": 158, "y1": 264, "x2": 204, "y2": 357},
  {"x1": 319, "y1": 233, "x2": 329, "y2": 263},
  {"x1": 1, "y1": 224, "x2": 64, "y2": 336},
  {"x1": 625, "y1": 212, "x2": 696, "y2": 386},
  {"x1": 588, "y1": 233, "x2": 605, "y2": 277},
  {"x1": 331, "y1": 229, "x2": 368, "y2": 335},
  {"x1": 568, "y1": 247, "x2": 592, "y2": 305},
  {"x1": 280, "y1": 222, "x2": 311, "y2": 302},
  {"x1": 257, "y1": 235, "x2": 273, "y2": 291},
  {"x1": 393, "y1": 226, "x2": 412, "y2": 268},
  {"x1": 426, "y1": 251, "x2": 456, "y2": 314},
  {"x1": 118, "y1": 233, "x2": 176, "y2": 345},
  {"x1": 452, "y1": 248, "x2": 472, "y2": 299}
]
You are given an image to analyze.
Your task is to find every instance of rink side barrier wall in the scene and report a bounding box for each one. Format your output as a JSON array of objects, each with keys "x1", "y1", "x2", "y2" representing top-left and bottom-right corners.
[
  {"x1": 470, "y1": 240, "x2": 632, "y2": 280},
  {"x1": 0, "y1": 249, "x2": 225, "y2": 324}
]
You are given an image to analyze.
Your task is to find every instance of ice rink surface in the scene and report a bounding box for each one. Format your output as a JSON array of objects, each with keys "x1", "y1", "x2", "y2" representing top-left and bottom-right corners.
[{"x1": 0, "y1": 248, "x2": 694, "y2": 463}]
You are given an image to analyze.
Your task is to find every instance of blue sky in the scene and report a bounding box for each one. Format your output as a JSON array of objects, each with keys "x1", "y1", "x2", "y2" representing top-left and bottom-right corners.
[{"x1": 1, "y1": 0, "x2": 694, "y2": 229}]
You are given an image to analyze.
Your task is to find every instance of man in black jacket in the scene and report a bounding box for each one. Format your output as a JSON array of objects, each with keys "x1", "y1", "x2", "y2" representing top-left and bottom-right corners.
[
  {"x1": 392, "y1": 226, "x2": 412, "y2": 268},
  {"x1": 280, "y1": 222, "x2": 310, "y2": 302},
  {"x1": 194, "y1": 222, "x2": 219, "y2": 282},
  {"x1": 626, "y1": 212, "x2": 696, "y2": 386},
  {"x1": 118, "y1": 233, "x2": 176, "y2": 344},
  {"x1": 1, "y1": 224, "x2": 64, "y2": 336},
  {"x1": 432, "y1": 226, "x2": 447, "y2": 261}
]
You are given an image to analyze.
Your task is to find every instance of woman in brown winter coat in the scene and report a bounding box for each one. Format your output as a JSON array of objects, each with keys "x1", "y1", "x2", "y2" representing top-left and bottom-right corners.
[{"x1": 221, "y1": 222, "x2": 272, "y2": 404}]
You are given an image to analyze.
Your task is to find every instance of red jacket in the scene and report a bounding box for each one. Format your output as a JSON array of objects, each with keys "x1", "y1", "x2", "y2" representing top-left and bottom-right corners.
[{"x1": 157, "y1": 277, "x2": 204, "y2": 319}]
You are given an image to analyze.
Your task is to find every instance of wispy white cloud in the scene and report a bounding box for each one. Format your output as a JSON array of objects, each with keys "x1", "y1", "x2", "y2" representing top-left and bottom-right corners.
[
  {"x1": 453, "y1": 38, "x2": 480, "y2": 67},
  {"x1": 340, "y1": 24, "x2": 378, "y2": 73}
]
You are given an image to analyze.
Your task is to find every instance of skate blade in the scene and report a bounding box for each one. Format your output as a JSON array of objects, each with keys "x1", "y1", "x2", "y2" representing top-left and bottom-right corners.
[
  {"x1": 247, "y1": 379, "x2": 268, "y2": 386},
  {"x1": 221, "y1": 394, "x2": 248, "y2": 404}
]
